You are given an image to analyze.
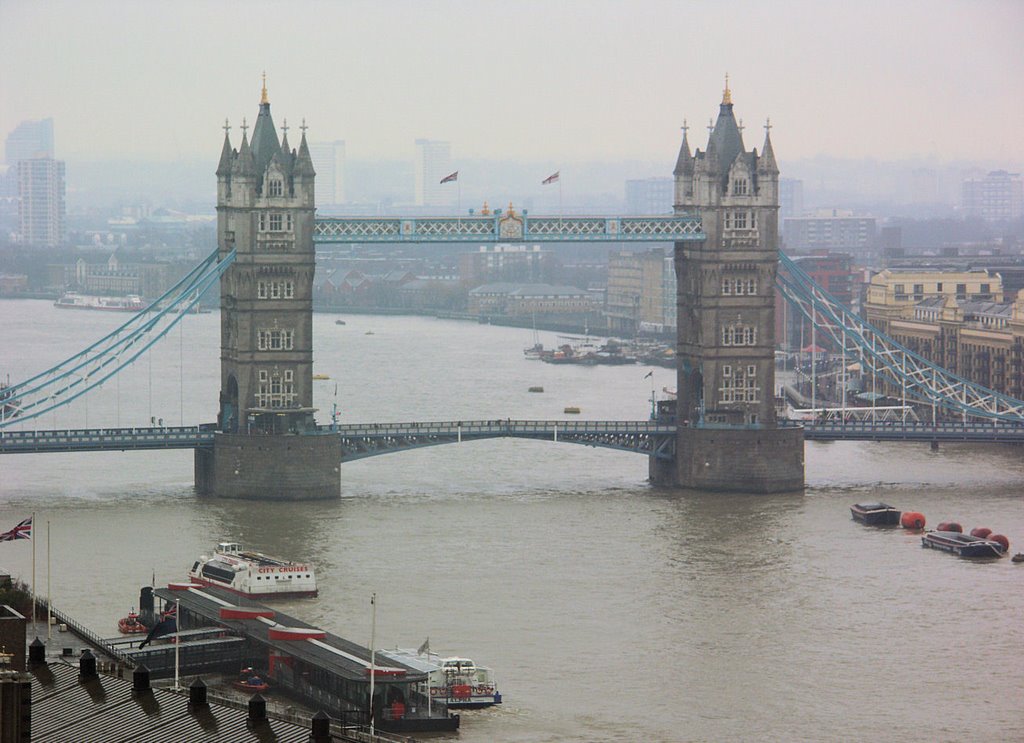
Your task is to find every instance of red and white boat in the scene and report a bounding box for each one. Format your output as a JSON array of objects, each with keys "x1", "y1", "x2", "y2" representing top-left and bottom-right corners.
[
  {"x1": 188, "y1": 542, "x2": 318, "y2": 599},
  {"x1": 118, "y1": 609, "x2": 147, "y2": 634}
]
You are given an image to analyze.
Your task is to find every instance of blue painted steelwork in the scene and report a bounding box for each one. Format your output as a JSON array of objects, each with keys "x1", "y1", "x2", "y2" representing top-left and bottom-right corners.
[
  {"x1": 0, "y1": 249, "x2": 236, "y2": 430},
  {"x1": 777, "y1": 251, "x2": 1024, "y2": 423},
  {"x1": 6, "y1": 419, "x2": 1024, "y2": 457},
  {"x1": 314, "y1": 214, "x2": 704, "y2": 243}
]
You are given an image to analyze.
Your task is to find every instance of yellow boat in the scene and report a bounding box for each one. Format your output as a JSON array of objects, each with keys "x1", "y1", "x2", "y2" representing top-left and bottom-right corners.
[{"x1": 312, "y1": 373, "x2": 330, "y2": 380}]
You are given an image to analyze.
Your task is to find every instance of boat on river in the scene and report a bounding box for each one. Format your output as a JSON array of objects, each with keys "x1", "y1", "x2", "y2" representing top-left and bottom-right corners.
[
  {"x1": 921, "y1": 530, "x2": 1006, "y2": 558},
  {"x1": 850, "y1": 502, "x2": 901, "y2": 526},
  {"x1": 377, "y1": 647, "x2": 502, "y2": 709},
  {"x1": 54, "y1": 292, "x2": 145, "y2": 312},
  {"x1": 188, "y1": 542, "x2": 318, "y2": 598},
  {"x1": 117, "y1": 609, "x2": 147, "y2": 634}
]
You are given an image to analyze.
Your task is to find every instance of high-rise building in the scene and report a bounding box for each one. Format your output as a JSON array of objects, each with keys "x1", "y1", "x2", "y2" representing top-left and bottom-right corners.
[
  {"x1": 309, "y1": 140, "x2": 346, "y2": 205},
  {"x1": 414, "y1": 139, "x2": 453, "y2": 208},
  {"x1": 778, "y1": 178, "x2": 804, "y2": 223},
  {"x1": 962, "y1": 170, "x2": 1024, "y2": 222},
  {"x1": 5, "y1": 118, "x2": 54, "y2": 164},
  {"x1": 625, "y1": 177, "x2": 673, "y2": 215},
  {"x1": 605, "y1": 248, "x2": 666, "y2": 333},
  {"x1": 18, "y1": 157, "x2": 66, "y2": 247},
  {"x1": 783, "y1": 210, "x2": 876, "y2": 253},
  {"x1": 4, "y1": 118, "x2": 56, "y2": 199}
]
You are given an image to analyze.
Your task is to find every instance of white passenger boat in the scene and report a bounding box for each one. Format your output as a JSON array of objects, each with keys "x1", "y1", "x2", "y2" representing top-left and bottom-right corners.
[
  {"x1": 188, "y1": 542, "x2": 318, "y2": 598},
  {"x1": 54, "y1": 292, "x2": 145, "y2": 312},
  {"x1": 377, "y1": 646, "x2": 502, "y2": 708}
]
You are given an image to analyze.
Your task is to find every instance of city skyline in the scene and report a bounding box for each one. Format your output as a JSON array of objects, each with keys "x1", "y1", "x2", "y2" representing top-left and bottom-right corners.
[{"x1": 2, "y1": 0, "x2": 1022, "y2": 165}]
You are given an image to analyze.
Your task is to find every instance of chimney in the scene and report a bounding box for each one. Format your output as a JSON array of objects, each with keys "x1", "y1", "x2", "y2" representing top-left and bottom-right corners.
[
  {"x1": 132, "y1": 664, "x2": 151, "y2": 694},
  {"x1": 309, "y1": 710, "x2": 332, "y2": 742},
  {"x1": 78, "y1": 649, "x2": 97, "y2": 680},
  {"x1": 188, "y1": 677, "x2": 208, "y2": 708},
  {"x1": 248, "y1": 692, "x2": 267, "y2": 723},
  {"x1": 28, "y1": 637, "x2": 45, "y2": 667}
]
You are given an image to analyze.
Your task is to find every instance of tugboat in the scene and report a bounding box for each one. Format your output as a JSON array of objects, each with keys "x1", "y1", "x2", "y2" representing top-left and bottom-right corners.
[
  {"x1": 233, "y1": 667, "x2": 270, "y2": 693},
  {"x1": 118, "y1": 609, "x2": 148, "y2": 634}
]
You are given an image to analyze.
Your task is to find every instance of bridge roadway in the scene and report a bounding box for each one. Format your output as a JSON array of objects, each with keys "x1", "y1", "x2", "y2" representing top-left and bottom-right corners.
[{"x1": 2, "y1": 420, "x2": 1023, "y2": 457}]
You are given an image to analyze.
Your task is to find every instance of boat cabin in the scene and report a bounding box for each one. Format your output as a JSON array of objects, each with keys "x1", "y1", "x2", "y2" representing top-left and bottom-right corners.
[{"x1": 217, "y1": 542, "x2": 242, "y2": 554}]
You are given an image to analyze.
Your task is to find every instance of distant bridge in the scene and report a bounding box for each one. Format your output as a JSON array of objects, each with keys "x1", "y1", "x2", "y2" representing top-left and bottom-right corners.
[{"x1": 3, "y1": 420, "x2": 1023, "y2": 458}]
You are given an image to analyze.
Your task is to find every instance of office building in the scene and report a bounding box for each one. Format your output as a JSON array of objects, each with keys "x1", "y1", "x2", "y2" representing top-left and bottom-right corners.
[
  {"x1": 962, "y1": 170, "x2": 1024, "y2": 222},
  {"x1": 5, "y1": 118, "x2": 54, "y2": 164},
  {"x1": 605, "y1": 248, "x2": 666, "y2": 334},
  {"x1": 414, "y1": 139, "x2": 453, "y2": 208},
  {"x1": 18, "y1": 157, "x2": 66, "y2": 247},
  {"x1": 783, "y1": 210, "x2": 876, "y2": 253},
  {"x1": 625, "y1": 177, "x2": 673, "y2": 215},
  {"x1": 309, "y1": 140, "x2": 346, "y2": 205},
  {"x1": 778, "y1": 178, "x2": 804, "y2": 223}
]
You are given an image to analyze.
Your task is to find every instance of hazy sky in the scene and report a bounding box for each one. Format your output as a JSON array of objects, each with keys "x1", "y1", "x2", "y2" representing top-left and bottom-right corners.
[{"x1": 2, "y1": 0, "x2": 1022, "y2": 165}]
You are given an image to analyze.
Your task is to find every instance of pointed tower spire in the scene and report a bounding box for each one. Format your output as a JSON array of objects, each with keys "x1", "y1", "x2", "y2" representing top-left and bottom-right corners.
[
  {"x1": 673, "y1": 119, "x2": 693, "y2": 177},
  {"x1": 294, "y1": 118, "x2": 315, "y2": 178},
  {"x1": 722, "y1": 73, "x2": 732, "y2": 105},
  {"x1": 233, "y1": 123, "x2": 256, "y2": 177},
  {"x1": 261, "y1": 71, "x2": 269, "y2": 105},
  {"x1": 278, "y1": 117, "x2": 294, "y2": 175},
  {"x1": 217, "y1": 118, "x2": 233, "y2": 176},
  {"x1": 759, "y1": 117, "x2": 779, "y2": 174}
]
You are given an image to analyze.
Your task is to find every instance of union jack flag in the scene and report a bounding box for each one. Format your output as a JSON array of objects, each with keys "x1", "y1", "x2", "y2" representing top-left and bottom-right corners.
[
  {"x1": 0, "y1": 517, "x2": 32, "y2": 542},
  {"x1": 542, "y1": 171, "x2": 559, "y2": 185},
  {"x1": 439, "y1": 171, "x2": 458, "y2": 184}
]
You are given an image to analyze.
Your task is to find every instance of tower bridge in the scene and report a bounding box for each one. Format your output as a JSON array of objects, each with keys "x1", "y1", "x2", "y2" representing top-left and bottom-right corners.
[{"x1": 3, "y1": 79, "x2": 1024, "y2": 498}]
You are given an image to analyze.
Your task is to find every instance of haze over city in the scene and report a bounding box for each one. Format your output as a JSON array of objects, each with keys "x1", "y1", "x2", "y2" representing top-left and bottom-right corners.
[{"x1": 3, "y1": 0, "x2": 1022, "y2": 164}]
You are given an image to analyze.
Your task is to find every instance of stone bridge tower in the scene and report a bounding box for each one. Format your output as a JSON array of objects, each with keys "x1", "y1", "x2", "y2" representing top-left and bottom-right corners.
[
  {"x1": 653, "y1": 79, "x2": 804, "y2": 493},
  {"x1": 195, "y1": 79, "x2": 341, "y2": 499}
]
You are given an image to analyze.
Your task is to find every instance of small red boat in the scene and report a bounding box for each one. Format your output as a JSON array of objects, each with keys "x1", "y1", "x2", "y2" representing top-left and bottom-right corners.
[
  {"x1": 118, "y1": 610, "x2": 147, "y2": 634},
  {"x1": 233, "y1": 668, "x2": 270, "y2": 693}
]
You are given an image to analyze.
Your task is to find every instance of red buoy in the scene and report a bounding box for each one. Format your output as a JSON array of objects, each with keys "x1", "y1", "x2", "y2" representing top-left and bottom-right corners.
[
  {"x1": 937, "y1": 522, "x2": 963, "y2": 533},
  {"x1": 969, "y1": 527, "x2": 992, "y2": 539},
  {"x1": 900, "y1": 512, "x2": 926, "y2": 530},
  {"x1": 989, "y1": 534, "x2": 1010, "y2": 552}
]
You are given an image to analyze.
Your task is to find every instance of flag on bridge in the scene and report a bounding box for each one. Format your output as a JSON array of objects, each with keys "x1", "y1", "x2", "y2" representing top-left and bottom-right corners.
[
  {"x1": 439, "y1": 171, "x2": 458, "y2": 184},
  {"x1": 0, "y1": 517, "x2": 32, "y2": 542},
  {"x1": 542, "y1": 171, "x2": 560, "y2": 185}
]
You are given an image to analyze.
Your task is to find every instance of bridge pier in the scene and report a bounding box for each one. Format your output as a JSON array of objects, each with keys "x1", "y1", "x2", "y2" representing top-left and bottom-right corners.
[
  {"x1": 652, "y1": 426, "x2": 804, "y2": 493},
  {"x1": 194, "y1": 433, "x2": 341, "y2": 500}
]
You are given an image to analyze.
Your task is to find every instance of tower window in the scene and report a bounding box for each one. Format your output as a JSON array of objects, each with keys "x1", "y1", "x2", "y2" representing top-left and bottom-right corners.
[
  {"x1": 269, "y1": 213, "x2": 283, "y2": 231},
  {"x1": 732, "y1": 178, "x2": 749, "y2": 195},
  {"x1": 268, "y1": 179, "x2": 283, "y2": 197}
]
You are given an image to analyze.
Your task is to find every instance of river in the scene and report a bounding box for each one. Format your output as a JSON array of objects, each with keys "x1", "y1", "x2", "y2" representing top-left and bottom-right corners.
[{"x1": 1, "y1": 298, "x2": 1023, "y2": 741}]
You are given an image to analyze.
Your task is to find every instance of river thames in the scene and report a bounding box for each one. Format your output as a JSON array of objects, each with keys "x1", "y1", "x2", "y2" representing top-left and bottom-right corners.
[{"x1": 1, "y1": 298, "x2": 1023, "y2": 742}]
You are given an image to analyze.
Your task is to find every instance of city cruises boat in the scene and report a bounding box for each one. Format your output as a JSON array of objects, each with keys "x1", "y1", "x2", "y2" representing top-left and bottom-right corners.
[
  {"x1": 188, "y1": 542, "x2": 318, "y2": 598},
  {"x1": 377, "y1": 647, "x2": 502, "y2": 709},
  {"x1": 117, "y1": 609, "x2": 148, "y2": 634},
  {"x1": 921, "y1": 530, "x2": 1007, "y2": 558},
  {"x1": 850, "y1": 502, "x2": 901, "y2": 526},
  {"x1": 54, "y1": 292, "x2": 146, "y2": 312}
]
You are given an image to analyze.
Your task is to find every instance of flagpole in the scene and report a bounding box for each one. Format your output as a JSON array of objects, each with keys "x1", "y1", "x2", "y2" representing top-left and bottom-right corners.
[
  {"x1": 174, "y1": 597, "x2": 181, "y2": 690},
  {"x1": 31, "y1": 511, "x2": 36, "y2": 630},
  {"x1": 47, "y1": 520, "x2": 51, "y2": 641},
  {"x1": 369, "y1": 592, "x2": 376, "y2": 735}
]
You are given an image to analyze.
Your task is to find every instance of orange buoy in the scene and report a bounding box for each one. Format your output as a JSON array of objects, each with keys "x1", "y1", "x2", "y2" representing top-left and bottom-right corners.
[
  {"x1": 937, "y1": 522, "x2": 962, "y2": 533},
  {"x1": 969, "y1": 527, "x2": 992, "y2": 539},
  {"x1": 900, "y1": 512, "x2": 926, "y2": 530},
  {"x1": 989, "y1": 534, "x2": 1009, "y2": 552}
]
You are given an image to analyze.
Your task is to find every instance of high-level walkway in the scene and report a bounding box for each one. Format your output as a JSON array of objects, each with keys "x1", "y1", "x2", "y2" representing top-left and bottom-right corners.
[{"x1": 3, "y1": 420, "x2": 1023, "y2": 458}]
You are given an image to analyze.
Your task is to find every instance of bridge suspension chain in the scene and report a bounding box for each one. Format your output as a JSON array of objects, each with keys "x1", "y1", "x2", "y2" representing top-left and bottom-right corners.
[
  {"x1": 0, "y1": 249, "x2": 236, "y2": 429},
  {"x1": 776, "y1": 251, "x2": 1024, "y2": 422}
]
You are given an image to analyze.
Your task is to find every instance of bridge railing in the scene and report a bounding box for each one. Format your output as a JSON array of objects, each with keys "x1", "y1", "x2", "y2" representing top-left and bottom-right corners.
[{"x1": 326, "y1": 419, "x2": 676, "y2": 435}]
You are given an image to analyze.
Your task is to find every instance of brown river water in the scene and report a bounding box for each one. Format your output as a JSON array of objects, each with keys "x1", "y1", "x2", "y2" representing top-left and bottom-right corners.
[{"x1": 2, "y1": 299, "x2": 1023, "y2": 741}]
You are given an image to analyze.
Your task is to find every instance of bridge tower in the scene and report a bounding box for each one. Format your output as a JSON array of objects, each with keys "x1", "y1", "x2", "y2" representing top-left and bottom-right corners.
[
  {"x1": 653, "y1": 79, "x2": 804, "y2": 492},
  {"x1": 195, "y1": 79, "x2": 340, "y2": 499}
]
